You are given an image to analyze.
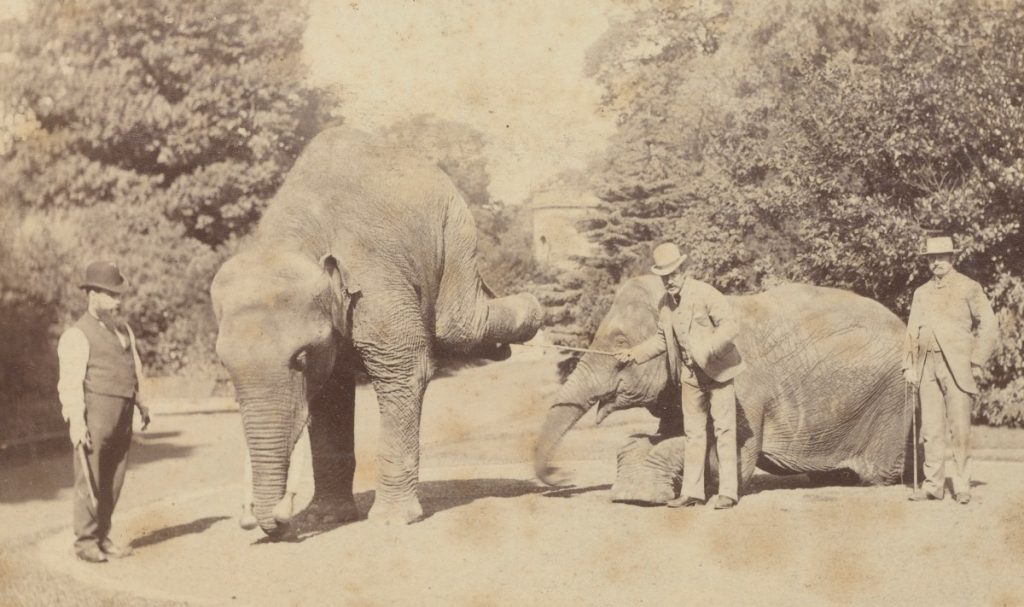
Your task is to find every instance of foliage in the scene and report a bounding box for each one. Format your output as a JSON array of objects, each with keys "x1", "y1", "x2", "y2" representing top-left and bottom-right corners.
[
  {"x1": 0, "y1": 0, "x2": 337, "y2": 392},
  {"x1": 1, "y1": 0, "x2": 337, "y2": 246},
  {"x1": 573, "y1": 0, "x2": 1024, "y2": 425}
]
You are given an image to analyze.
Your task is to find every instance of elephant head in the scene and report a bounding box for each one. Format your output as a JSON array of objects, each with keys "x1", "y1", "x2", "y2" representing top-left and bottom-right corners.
[
  {"x1": 534, "y1": 277, "x2": 672, "y2": 485},
  {"x1": 211, "y1": 248, "x2": 357, "y2": 534}
]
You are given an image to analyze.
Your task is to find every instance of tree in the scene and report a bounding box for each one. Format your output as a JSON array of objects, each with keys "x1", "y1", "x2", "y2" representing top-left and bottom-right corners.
[
  {"x1": 1, "y1": 0, "x2": 338, "y2": 246},
  {"x1": 0, "y1": 0, "x2": 339, "y2": 378},
  {"x1": 575, "y1": 0, "x2": 1024, "y2": 425}
]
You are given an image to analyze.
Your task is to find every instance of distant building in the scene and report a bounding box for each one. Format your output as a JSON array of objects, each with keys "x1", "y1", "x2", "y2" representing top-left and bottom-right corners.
[{"x1": 530, "y1": 188, "x2": 600, "y2": 268}]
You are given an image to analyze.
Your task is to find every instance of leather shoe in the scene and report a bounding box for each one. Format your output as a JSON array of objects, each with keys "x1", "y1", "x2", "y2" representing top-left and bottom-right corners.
[
  {"x1": 954, "y1": 493, "x2": 971, "y2": 505},
  {"x1": 75, "y1": 544, "x2": 108, "y2": 563},
  {"x1": 714, "y1": 496, "x2": 737, "y2": 510},
  {"x1": 908, "y1": 491, "x2": 943, "y2": 502},
  {"x1": 666, "y1": 496, "x2": 704, "y2": 508},
  {"x1": 99, "y1": 539, "x2": 133, "y2": 558}
]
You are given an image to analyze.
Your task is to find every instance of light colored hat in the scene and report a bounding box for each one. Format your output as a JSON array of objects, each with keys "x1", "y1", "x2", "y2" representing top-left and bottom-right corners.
[
  {"x1": 920, "y1": 235, "x2": 958, "y2": 256},
  {"x1": 650, "y1": 243, "x2": 687, "y2": 276}
]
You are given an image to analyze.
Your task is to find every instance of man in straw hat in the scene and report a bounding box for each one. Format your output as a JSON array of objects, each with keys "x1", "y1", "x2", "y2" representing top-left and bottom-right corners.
[
  {"x1": 614, "y1": 243, "x2": 745, "y2": 509},
  {"x1": 903, "y1": 234, "x2": 998, "y2": 505},
  {"x1": 57, "y1": 261, "x2": 150, "y2": 562}
]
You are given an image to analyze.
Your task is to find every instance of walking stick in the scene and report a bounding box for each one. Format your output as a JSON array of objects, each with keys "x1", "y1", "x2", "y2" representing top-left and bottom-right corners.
[
  {"x1": 511, "y1": 343, "x2": 617, "y2": 356},
  {"x1": 77, "y1": 443, "x2": 99, "y2": 510},
  {"x1": 906, "y1": 381, "x2": 919, "y2": 492}
]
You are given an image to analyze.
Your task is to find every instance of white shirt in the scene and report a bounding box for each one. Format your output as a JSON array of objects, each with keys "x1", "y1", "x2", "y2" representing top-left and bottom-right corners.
[{"x1": 56, "y1": 314, "x2": 144, "y2": 423}]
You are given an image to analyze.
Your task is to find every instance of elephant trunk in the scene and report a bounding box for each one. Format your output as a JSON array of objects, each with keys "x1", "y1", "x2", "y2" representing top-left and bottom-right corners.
[
  {"x1": 533, "y1": 363, "x2": 602, "y2": 485},
  {"x1": 237, "y1": 387, "x2": 300, "y2": 536},
  {"x1": 482, "y1": 292, "x2": 544, "y2": 344}
]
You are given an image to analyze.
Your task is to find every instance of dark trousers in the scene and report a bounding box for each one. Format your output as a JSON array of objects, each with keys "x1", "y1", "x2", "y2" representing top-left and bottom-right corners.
[{"x1": 73, "y1": 393, "x2": 134, "y2": 550}]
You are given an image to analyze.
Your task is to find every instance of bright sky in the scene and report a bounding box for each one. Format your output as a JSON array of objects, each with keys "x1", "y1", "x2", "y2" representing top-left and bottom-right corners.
[
  {"x1": 3, "y1": 0, "x2": 622, "y2": 204},
  {"x1": 304, "y1": 0, "x2": 623, "y2": 203}
]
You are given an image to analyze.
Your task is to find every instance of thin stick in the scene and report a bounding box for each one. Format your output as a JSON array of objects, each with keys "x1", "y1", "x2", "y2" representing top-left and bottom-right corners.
[
  {"x1": 77, "y1": 443, "x2": 98, "y2": 510},
  {"x1": 911, "y1": 382, "x2": 919, "y2": 491},
  {"x1": 511, "y1": 342, "x2": 617, "y2": 356}
]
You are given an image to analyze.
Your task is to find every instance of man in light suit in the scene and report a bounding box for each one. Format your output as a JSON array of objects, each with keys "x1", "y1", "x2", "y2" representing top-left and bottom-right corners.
[
  {"x1": 615, "y1": 243, "x2": 746, "y2": 509},
  {"x1": 904, "y1": 235, "x2": 998, "y2": 505}
]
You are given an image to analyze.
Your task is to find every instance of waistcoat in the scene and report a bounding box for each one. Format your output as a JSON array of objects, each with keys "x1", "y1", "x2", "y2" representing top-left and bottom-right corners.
[{"x1": 75, "y1": 313, "x2": 137, "y2": 399}]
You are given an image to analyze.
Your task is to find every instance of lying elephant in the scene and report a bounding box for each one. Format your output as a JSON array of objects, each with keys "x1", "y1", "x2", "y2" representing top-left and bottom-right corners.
[
  {"x1": 534, "y1": 276, "x2": 910, "y2": 502},
  {"x1": 212, "y1": 128, "x2": 543, "y2": 534}
]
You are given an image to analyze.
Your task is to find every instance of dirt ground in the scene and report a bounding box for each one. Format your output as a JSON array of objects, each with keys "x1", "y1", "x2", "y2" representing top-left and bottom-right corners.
[{"x1": 3, "y1": 348, "x2": 1024, "y2": 606}]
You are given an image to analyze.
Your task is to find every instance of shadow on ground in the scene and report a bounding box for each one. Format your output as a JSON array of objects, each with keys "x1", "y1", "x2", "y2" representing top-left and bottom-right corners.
[
  {"x1": 254, "y1": 478, "x2": 554, "y2": 543},
  {"x1": 132, "y1": 516, "x2": 231, "y2": 549},
  {"x1": 0, "y1": 436, "x2": 195, "y2": 504}
]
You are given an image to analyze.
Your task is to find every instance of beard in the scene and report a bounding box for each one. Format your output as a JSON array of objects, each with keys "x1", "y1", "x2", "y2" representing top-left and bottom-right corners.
[{"x1": 96, "y1": 308, "x2": 128, "y2": 333}]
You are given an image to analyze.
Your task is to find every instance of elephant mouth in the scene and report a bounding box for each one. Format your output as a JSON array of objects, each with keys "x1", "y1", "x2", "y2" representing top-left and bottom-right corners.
[{"x1": 593, "y1": 380, "x2": 624, "y2": 425}]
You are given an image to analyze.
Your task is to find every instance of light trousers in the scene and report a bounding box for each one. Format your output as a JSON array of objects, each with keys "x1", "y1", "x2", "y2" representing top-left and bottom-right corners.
[
  {"x1": 680, "y1": 371, "x2": 738, "y2": 501},
  {"x1": 918, "y1": 351, "x2": 973, "y2": 497}
]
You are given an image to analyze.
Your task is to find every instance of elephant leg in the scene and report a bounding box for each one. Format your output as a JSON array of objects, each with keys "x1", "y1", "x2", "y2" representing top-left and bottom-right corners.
[
  {"x1": 296, "y1": 350, "x2": 360, "y2": 527},
  {"x1": 611, "y1": 435, "x2": 685, "y2": 504},
  {"x1": 358, "y1": 341, "x2": 431, "y2": 525},
  {"x1": 735, "y1": 397, "x2": 763, "y2": 492}
]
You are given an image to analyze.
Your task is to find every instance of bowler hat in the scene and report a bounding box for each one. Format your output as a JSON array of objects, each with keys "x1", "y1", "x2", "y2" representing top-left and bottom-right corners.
[
  {"x1": 919, "y1": 235, "x2": 959, "y2": 256},
  {"x1": 650, "y1": 243, "x2": 687, "y2": 276},
  {"x1": 79, "y1": 261, "x2": 129, "y2": 294}
]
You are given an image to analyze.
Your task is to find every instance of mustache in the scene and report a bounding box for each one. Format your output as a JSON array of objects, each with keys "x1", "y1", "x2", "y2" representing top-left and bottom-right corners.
[{"x1": 96, "y1": 308, "x2": 128, "y2": 330}]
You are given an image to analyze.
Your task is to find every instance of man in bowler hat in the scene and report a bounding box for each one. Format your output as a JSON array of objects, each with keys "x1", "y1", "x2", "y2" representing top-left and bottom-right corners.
[
  {"x1": 57, "y1": 261, "x2": 150, "y2": 562},
  {"x1": 904, "y1": 235, "x2": 998, "y2": 504},
  {"x1": 614, "y1": 243, "x2": 746, "y2": 509}
]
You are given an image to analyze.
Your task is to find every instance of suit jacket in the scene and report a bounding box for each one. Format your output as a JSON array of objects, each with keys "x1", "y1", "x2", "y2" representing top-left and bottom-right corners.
[
  {"x1": 631, "y1": 278, "x2": 745, "y2": 385},
  {"x1": 903, "y1": 269, "x2": 999, "y2": 394}
]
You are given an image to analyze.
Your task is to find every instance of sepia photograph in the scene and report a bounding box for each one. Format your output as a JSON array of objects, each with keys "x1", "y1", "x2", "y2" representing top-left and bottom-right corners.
[{"x1": 1, "y1": 0, "x2": 1023, "y2": 605}]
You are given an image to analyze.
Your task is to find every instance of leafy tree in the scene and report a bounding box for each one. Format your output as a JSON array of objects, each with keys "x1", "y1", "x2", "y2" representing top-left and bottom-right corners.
[
  {"x1": 0, "y1": 0, "x2": 338, "y2": 389},
  {"x1": 574, "y1": 0, "x2": 1024, "y2": 425},
  {"x1": 1, "y1": 0, "x2": 337, "y2": 246}
]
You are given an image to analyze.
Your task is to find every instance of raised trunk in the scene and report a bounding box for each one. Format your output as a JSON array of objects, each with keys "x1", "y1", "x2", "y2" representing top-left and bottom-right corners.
[
  {"x1": 481, "y1": 292, "x2": 544, "y2": 344},
  {"x1": 533, "y1": 365, "x2": 604, "y2": 486}
]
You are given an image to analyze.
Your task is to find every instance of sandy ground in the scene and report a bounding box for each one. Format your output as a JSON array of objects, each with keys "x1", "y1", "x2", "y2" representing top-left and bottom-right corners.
[{"x1": 3, "y1": 348, "x2": 1024, "y2": 606}]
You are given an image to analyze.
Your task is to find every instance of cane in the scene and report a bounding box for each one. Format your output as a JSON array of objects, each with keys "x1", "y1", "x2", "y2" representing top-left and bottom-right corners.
[
  {"x1": 906, "y1": 381, "x2": 919, "y2": 492},
  {"x1": 77, "y1": 443, "x2": 99, "y2": 510}
]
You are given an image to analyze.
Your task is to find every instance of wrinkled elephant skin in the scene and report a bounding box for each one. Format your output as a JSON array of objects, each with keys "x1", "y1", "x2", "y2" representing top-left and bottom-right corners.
[
  {"x1": 212, "y1": 128, "x2": 543, "y2": 534},
  {"x1": 534, "y1": 277, "x2": 910, "y2": 503}
]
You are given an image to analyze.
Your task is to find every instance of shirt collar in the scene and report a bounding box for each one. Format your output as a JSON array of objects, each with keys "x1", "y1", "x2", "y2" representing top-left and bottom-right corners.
[{"x1": 932, "y1": 269, "x2": 957, "y2": 289}]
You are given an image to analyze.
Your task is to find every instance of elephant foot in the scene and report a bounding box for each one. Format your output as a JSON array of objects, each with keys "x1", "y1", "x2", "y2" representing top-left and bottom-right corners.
[
  {"x1": 272, "y1": 492, "x2": 298, "y2": 524},
  {"x1": 239, "y1": 503, "x2": 258, "y2": 530},
  {"x1": 611, "y1": 434, "x2": 684, "y2": 505},
  {"x1": 294, "y1": 495, "x2": 361, "y2": 530},
  {"x1": 367, "y1": 495, "x2": 423, "y2": 526},
  {"x1": 610, "y1": 479, "x2": 676, "y2": 505}
]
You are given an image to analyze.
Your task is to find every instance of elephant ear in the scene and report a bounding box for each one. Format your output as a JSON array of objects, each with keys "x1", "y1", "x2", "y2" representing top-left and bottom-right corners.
[{"x1": 320, "y1": 254, "x2": 361, "y2": 338}]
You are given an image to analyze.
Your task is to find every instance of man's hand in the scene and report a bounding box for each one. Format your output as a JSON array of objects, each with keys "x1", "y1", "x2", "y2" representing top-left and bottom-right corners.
[
  {"x1": 138, "y1": 403, "x2": 151, "y2": 431},
  {"x1": 69, "y1": 418, "x2": 92, "y2": 451},
  {"x1": 902, "y1": 368, "x2": 918, "y2": 387},
  {"x1": 971, "y1": 364, "x2": 985, "y2": 384},
  {"x1": 613, "y1": 349, "x2": 637, "y2": 367}
]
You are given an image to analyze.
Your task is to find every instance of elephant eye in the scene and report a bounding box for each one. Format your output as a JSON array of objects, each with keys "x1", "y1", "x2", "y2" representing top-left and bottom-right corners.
[{"x1": 291, "y1": 349, "x2": 308, "y2": 371}]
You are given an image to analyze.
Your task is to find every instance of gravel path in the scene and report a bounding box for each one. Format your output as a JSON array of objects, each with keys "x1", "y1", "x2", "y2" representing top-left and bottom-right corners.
[{"x1": 3, "y1": 353, "x2": 1023, "y2": 606}]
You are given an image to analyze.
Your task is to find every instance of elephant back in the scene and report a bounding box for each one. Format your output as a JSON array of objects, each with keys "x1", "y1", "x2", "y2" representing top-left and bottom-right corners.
[{"x1": 732, "y1": 284, "x2": 908, "y2": 483}]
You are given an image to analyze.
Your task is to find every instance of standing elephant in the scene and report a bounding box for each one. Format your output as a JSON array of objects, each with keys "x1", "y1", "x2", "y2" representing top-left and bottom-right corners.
[
  {"x1": 212, "y1": 128, "x2": 543, "y2": 534},
  {"x1": 534, "y1": 276, "x2": 910, "y2": 502}
]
